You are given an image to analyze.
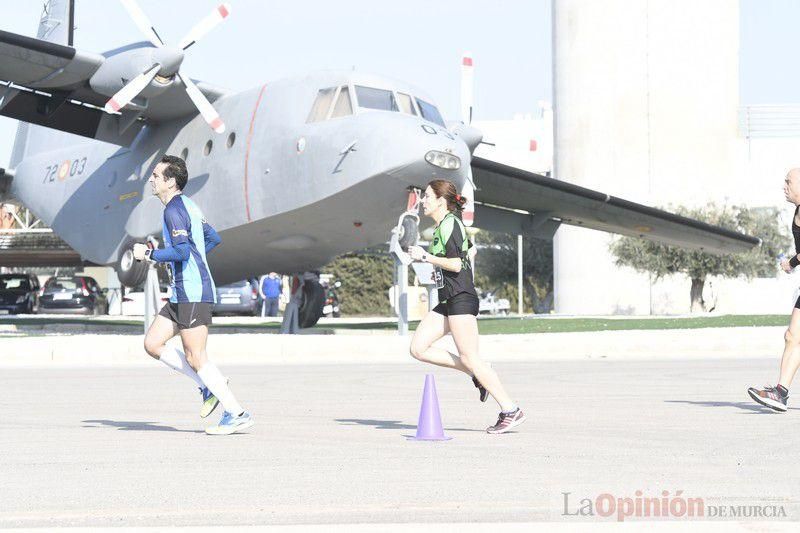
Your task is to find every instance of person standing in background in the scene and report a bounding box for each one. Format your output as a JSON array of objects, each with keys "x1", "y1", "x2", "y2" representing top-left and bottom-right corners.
[{"x1": 262, "y1": 272, "x2": 282, "y2": 317}]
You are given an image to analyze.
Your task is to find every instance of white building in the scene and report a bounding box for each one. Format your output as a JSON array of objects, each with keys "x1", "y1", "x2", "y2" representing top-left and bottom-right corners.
[{"x1": 472, "y1": 0, "x2": 800, "y2": 316}]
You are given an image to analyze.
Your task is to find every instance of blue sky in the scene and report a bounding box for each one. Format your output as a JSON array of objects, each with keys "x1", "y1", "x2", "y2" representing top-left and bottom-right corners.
[{"x1": 0, "y1": 0, "x2": 794, "y2": 166}]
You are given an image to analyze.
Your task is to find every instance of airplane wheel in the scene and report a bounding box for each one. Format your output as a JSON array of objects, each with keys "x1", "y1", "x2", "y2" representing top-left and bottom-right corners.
[
  {"x1": 116, "y1": 243, "x2": 148, "y2": 287},
  {"x1": 299, "y1": 280, "x2": 325, "y2": 328},
  {"x1": 398, "y1": 215, "x2": 418, "y2": 249}
]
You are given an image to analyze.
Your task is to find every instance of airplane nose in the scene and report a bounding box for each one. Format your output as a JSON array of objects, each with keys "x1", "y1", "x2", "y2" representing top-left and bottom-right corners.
[
  {"x1": 449, "y1": 123, "x2": 483, "y2": 153},
  {"x1": 424, "y1": 150, "x2": 462, "y2": 170}
]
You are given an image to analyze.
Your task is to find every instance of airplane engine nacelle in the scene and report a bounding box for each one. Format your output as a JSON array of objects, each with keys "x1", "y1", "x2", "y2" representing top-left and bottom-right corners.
[
  {"x1": 89, "y1": 47, "x2": 181, "y2": 102},
  {"x1": 449, "y1": 123, "x2": 483, "y2": 154}
]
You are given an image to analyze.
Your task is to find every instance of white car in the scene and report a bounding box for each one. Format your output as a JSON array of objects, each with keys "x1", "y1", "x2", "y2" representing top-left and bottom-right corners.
[
  {"x1": 121, "y1": 284, "x2": 171, "y2": 316},
  {"x1": 478, "y1": 290, "x2": 511, "y2": 316}
]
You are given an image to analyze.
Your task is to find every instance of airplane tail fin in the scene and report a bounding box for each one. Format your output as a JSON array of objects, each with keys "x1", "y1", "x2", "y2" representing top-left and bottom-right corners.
[
  {"x1": 36, "y1": 0, "x2": 75, "y2": 45},
  {"x1": 9, "y1": 0, "x2": 75, "y2": 168}
]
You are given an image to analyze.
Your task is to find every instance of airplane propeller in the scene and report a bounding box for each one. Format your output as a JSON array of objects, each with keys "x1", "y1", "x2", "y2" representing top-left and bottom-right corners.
[
  {"x1": 461, "y1": 52, "x2": 474, "y2": 125},
  {"x1": 458, "y1": 52, "x2": 479, "y2": 227},
  {"x1": 104, "y1": 0, "x2": 231, "y2": 133}
]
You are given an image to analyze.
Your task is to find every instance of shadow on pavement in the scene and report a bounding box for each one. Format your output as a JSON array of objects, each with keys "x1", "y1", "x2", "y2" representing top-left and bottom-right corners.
[
  {"x1": 664, "y1": 400, "x2": 800, "y2": 414},
  {"x1": 81, "y1": 419, "x2": 205, "y2": 433},
  {"x1": 335, "y1": 418, "x2": 484, "y2": 432}
]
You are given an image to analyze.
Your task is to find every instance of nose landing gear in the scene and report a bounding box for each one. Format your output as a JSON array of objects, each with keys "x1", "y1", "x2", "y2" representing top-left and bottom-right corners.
[
  {"x1": 389, "y1": 188, "x2": 422, "y2": 335},
  {"x1": 396, "y1": 188, "x2": 421, "y2": 250}
]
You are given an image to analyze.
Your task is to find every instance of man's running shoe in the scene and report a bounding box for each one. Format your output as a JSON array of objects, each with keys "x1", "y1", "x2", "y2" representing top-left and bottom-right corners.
[
  {"x1": 199, "y1": 386, "x2": 220, "y2": 418},
  {"x1": 486, "y1": 408, "x2": 527, "y2": 434},
  {"x1": 205, "y1": 411, "x2": 254, "y2": 435},
  {"x1": 747, "y1": 385, "x2": 788, "y2": 412},
  {"x1": 472, "y1": 376, "x2": 489, "y2": 402}
]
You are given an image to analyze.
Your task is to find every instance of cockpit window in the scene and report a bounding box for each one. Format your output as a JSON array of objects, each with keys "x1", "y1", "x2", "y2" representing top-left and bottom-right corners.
[
  {"x1": 397, "y1": 93, "x2": 417, "y2": 115},
  {"x1": 355, "y1": 86, "x2": 399, "y2": 112},
  {"x1": 416, "y1": 98, "x2": 445, "y2": 127},
  {"x1": 307, "y1": 87, "x2": 336, "y2": 122},
  {"x1": 330, "y1": 86, "x2": 353, "y2": 119},
  {"x1": 308, "y1": 86, "x2": 353, "y2": 122}
]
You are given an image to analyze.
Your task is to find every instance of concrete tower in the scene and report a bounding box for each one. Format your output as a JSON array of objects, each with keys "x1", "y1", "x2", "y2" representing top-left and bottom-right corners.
[{"x1": 552, "y1": 0, "x2": 740, "y2": 314}]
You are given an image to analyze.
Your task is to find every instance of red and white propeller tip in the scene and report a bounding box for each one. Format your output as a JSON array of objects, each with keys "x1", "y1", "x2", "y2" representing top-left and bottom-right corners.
[
  {"x1": 104, "y1": 64, "x2": 160, "y2": 113},
  {"x1": 179, "y1": 3, "x2": 231, "y2": 50},
  {"x1": 179, "y1": 73, "x2": 226, "y2": 133}
]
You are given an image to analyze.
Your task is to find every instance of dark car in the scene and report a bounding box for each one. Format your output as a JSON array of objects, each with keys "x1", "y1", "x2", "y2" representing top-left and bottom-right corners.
[
  {"x1": 0, "y1": 273, "x2": 40, "y2": 315},
  {"x1": 39, "y1": 276, "x2": 108, "y2": 315},
  {"x1": 213, "y1": 279, "x2": 261, "y2": 316}
]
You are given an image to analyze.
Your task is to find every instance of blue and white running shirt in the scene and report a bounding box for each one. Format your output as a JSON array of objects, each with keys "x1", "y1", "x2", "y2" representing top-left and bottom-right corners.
[{"x1": 160, "y1": 195, "x2": 217, "y2": 304}]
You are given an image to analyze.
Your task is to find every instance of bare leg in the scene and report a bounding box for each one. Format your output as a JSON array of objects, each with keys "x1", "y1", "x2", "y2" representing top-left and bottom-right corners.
[
  {"x1": 778, "y1": 307, "x2": 800, "y2": 388},
  {"x1": 143, "y1": 315, "x2": 205, "y2": 388},
  {"x1": 178, "y1": 325, "x2": 210, "y2": 371},
  {"x1": 143, "y1": 315, "x2": 179, "y2": 359},
  {"x1": 448, "y1": 314, "x2": 515, "y2": 411},
  {"x1": 409, "y1": 310, "x2": 471, "y2": 374}
]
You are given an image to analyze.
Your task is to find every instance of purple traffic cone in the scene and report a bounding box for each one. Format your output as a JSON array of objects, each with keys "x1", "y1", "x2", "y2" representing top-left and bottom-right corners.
[{"x1": 413, "y1": 374, "x2": 452, "y2": 441}]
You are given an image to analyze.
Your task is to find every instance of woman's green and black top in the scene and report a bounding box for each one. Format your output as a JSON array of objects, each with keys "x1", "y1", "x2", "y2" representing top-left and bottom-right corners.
[{"x1": 427, "y1": 211, "x2": 477, "y2": 302}]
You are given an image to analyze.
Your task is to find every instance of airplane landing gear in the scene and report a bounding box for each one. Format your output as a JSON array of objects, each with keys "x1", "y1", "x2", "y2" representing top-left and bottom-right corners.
[
  {"x1": 116, "y1": 240, "x2": 149, "y2": 287},
  {"x1": 397, "y1": 215, "x2": 418, "y2": 249},
  {"x1": 281, "y1": 272, "x2": 326, "y2": 332},
  {"x1": 396, "y1": 188, "x2": 421, "y2": 250},
  {"x1": 299, "y1": 275, "x2": 325, "y2": 329},
  {"x1": 387, "y1": 188, "x2": 422, "y2": 335}
]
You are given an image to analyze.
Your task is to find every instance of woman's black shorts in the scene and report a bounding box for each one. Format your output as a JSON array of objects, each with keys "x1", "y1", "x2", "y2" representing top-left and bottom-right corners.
[{"x1": 432, "y1": 292, "x2": 479, "y2": 317}]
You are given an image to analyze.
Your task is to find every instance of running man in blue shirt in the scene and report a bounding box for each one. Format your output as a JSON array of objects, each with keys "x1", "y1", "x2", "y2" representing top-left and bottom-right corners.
[{"x1": 133, "y1": 155, "x2": 253, "y2": 435}]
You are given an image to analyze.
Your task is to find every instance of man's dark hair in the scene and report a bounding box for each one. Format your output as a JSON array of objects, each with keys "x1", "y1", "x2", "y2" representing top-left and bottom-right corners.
[{"x1": 160, "y1": 155, "x2": 188, "y2": 190}]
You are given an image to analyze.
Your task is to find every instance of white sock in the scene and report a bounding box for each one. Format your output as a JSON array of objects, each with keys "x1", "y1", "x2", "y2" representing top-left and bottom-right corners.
[
  {"x1": 197, "y1": 362, "x2": 244, "y2": 416},
  {"x1": 159, "y1": 346, "x2": 204, "y2": 389}
]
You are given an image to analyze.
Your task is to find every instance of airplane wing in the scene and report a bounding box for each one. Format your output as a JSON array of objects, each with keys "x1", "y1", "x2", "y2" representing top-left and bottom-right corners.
[
  {"x1": 0, "y1": 29, "x2": 104, "y2": 89},
  {"x1": 0, "y1": 30, "x2": 226, "y2": 144},
  {"x1": 471, "y1": 156, "x2": 761, "y2": 254}
]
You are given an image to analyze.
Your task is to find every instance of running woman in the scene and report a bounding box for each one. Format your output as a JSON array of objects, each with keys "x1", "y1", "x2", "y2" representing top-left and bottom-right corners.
[
  {"x1": 133, "y1": 155, "x2": 254, "y2": 435},
  {"x1": 748, "y1": 167, "x2": 800, "y2": 412},
  {"x1": 408, "y1": 179, "x2": 526, "y2": 434}
]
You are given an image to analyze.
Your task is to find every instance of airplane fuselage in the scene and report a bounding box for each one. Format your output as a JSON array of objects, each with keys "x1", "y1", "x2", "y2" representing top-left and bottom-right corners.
[{"x1": 11, "y1": 70, "x2": 470, "y2": 283}]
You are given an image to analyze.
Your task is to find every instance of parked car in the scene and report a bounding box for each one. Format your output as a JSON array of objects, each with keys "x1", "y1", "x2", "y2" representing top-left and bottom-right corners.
[
  {"x1": 0, "y1": 273, "x2": 40, "y2": 315},
  {"x1": 121, "y1": 283, "x2": 171, "y2": 316},
  {"x1": 478, "y1": 289, "x2": 511, "y2": 316},
  {"x1": 39, "y1": 276, "x2": 108, "y2": 315},
  {"x1": 213, "y1": 279, "x2": 261, "y2": 316}
]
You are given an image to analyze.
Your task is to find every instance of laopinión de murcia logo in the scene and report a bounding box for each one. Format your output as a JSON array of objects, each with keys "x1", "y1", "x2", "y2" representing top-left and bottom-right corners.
[{"x1": 562, "y1": 491, "x2": 787, "y2": 521}]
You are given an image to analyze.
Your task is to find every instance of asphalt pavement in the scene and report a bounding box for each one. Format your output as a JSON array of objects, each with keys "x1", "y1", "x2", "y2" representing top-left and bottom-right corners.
[{"x1": 1, "y1": 357, "x2": 798, "y2": 528}]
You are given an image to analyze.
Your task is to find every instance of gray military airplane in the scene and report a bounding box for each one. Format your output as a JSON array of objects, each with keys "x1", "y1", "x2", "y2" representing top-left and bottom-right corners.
[{"x1": 0, "y1": 0, "x2": 759, "y2": 326}]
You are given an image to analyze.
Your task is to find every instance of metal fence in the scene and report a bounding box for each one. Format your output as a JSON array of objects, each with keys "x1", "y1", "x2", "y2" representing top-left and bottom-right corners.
[{"x1": 739, "y1": 105, "x2": 800, "y2": 138}]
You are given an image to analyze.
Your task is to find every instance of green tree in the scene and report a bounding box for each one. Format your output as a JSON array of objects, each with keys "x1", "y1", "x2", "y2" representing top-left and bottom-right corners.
[
  {"x1": 322, "y1": 232, "x2": 555, "y2": 316},
  {"x1": 609, "y1": 204, "x2": 789, "y2": 313},
  {"x1": 472, "y1": 231, "x2": 553, "y2": 313},
  {"x1": 323, "y1": 249, "x2": 394, "y2": 316}
]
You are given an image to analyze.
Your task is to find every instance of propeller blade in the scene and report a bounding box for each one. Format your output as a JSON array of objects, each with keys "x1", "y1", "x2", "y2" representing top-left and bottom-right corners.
[
  {"x1": 120, "y1": 0, "x2": 164, "y2": 46},
  {"x1": 178, "y1": 3, "x2": 232, "y2": 50},
  {"x1": 104, "y1": 64, "x2": 160, "y2": 113},
  {"x1": 461, "y1": 169, "x2": 476, "y2": 227},
  {"x1": 460, "y1": 52, "x2": 474, "y2": 125},
  {"x1": 178, "y1": 72, "x2": 225, "y2": 133}
]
